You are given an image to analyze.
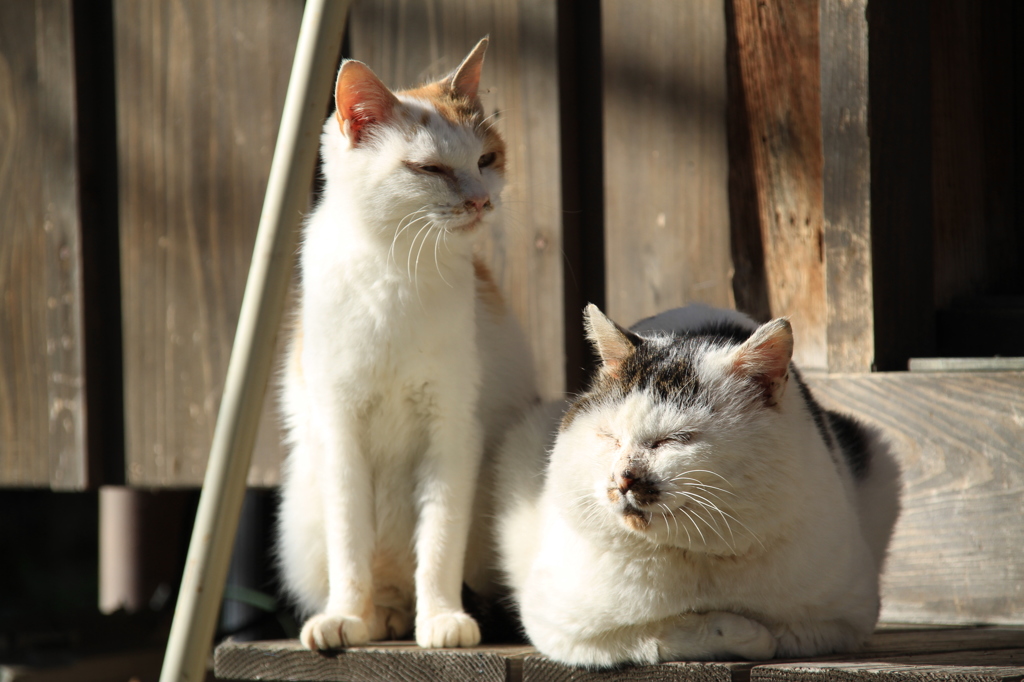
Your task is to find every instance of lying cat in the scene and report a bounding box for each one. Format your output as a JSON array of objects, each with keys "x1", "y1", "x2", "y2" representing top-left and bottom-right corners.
[
  {"x1": 495, "y1": 304, "x2": 900, "y2": 667},
  {"x1": 276, "y1": 38, "x2": 537, "y2": 650}
]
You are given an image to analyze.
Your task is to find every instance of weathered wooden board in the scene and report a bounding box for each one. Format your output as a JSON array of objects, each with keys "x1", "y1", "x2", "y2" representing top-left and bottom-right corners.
[
  {"x1": 349, "y1": 0, "x2": 565, "y2": 400},
  {"x1": 726, "y1": 0, "x2": 826, "y2": 371},
  {"x1": 216, "y1": 629, "x2": 1024, "y2": 682},
  {"x1": 0, "y1": 1, "x2": 88, "y2": 489},
  {"x1": 214, "y1": 640, "x2": 532, "y2": 682},
  {"x1": 806, "y1": 372, "x2": 1024, "y2": 625},
  {"x1": 524, "y1": 656, "x2": 743, "y2": 682},
  {"x1": 115, "y1": 0, "x2": 302, "y2": 486},
  {"x1": 818, "y1": 0, "x2": 874, "y2": 373},
  {"x1": 602, "y1": 0, "x2": 734, "y2": 326}
]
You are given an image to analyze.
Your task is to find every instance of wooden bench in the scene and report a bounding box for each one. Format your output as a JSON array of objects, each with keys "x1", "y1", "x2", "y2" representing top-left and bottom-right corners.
[{"x1": 215, "y1": 626, "x2": 1024, "y2": 681}]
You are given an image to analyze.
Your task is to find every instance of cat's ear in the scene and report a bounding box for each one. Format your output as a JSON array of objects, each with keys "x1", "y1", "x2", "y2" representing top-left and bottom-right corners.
[
  {"x1": 729, "y1": 318, "x2": 793, "y2": 407},
  {"x1": 335, "y1": 59, "x2": 400, "y2": 146},
  {"x1": 445, "y1": 36, "x2": 489, "y2": 102},
  {"x1": 584, "y1": 304, "x2": 639, "y2": 378}
]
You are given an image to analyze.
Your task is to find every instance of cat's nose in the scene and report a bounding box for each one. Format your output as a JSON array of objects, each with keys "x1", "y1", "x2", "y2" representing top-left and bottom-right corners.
[
  {"x1": 464, "y1": 196, "x2": 491, "y2": 214},
  {"x1": 615, "y1": 470, "x2": 637, "y2": 494}
]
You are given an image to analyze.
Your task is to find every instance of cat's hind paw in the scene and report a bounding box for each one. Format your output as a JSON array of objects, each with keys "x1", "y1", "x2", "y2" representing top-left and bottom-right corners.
[
  {"x1": 706, "y1": 612, "x2": 777, "y2": 660},
  {"x1": 299, "y1": 613, "x2": 371, "y2": 650},
  {"x1": 415, "y1": 611, "x2": 481, "y2": 648}
]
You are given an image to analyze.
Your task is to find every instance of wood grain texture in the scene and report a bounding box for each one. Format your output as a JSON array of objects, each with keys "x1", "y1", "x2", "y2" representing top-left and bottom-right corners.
[
  {"x1": 348, "y1": 0, "x2": 565, "y2": 400},
  {"x1": 0, "y1": 1, "x2": 88, "y2": 488},
  {"x1": 818, "y1": 0, "x2": 873, "y2": 373},
  {"x1": 601, "y1": 0, "x2": 734, "y2": 326},
  {"x1": 754, "y1": 657, "x2": 1024, "y2": 682},
  {"x1": 214, "y1": 640, "x2": 532, "y2": 682},
  {"x1": 524, "y1": 656, "x2": 741, "y2": 682},
  {"x1": 806, "y1": 372, "x2": 1024, "y2": 624},
  {"x1": 726, "y1": 0, "x2": 826, "y2": 371},
  {"x1": 115, "y1": 0, "x2": 302, "y2": 486}
]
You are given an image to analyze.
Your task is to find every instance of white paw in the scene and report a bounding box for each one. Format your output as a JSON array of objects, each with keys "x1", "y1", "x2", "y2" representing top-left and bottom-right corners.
[
  {"x1": 707, "y1": 612, "x2": 777, "y2": 660},
  {"x1": 415, "y1": 611, "x2": 481, "y2": 648},
  {"x1": 299, "y1": 613, "x2": 370, "y2": 650}
]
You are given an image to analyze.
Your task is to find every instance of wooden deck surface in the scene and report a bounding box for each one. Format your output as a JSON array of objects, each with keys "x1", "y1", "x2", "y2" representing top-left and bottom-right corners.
[{"x1": 215, "y1": 626, "x2": 1024, "y2": 682}]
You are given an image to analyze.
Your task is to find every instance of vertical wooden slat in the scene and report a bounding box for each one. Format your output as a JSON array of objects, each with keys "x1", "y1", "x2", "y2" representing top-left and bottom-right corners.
[
  {"x1": 116, "y1": 0, "x2": 302, "y2": 486},
  {"x1": 348, "y1": 0, "x2": 565, "y2": 400},
  {"x1": 727, "y1": 0, "x2": 826, "y2": 371},
  {"x1": 601, "y1": 0, "x2": 733, "y2": 327},
  {"x1": 0, "y1": 1, "x2": 88, "y2": 489},
  {"x1": 819, "y1": 0, "x2": 874, "y2": 373}
]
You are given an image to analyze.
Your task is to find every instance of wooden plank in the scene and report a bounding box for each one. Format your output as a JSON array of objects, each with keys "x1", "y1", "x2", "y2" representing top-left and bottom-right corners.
[
  {"x1": 726, "y1": 0, "x2": 826, "y2": 371},
  {"x1": 524, "y1": 656, "x2": 743, "y2": 682},
  {"x1": 818, "y1": 0, "x2": 873, "y2": 373},
  {"x1": 601, "y1": 0, "x2": 734, "y2": 326},
  {"x1": 806, "y1": 372, "x2": 1024, "y2": 624},
  {"x1": 115, "y1": 0, "x2": 302, "y2": 486},
  {"x1": 0, "y1": 0, "x2": 88, "y2": 488},
  {"x1": 214, "y1": 640, "x2": 532, "y2": 682},
  {"x1": 348, "y1": 0, "x2": 565, "y2": 400},
  {"x1": 753, "y1": 657, "x2": 1024, "y2": 682}
]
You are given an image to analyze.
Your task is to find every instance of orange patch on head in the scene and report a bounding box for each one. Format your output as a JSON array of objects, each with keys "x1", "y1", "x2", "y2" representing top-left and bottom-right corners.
[{"x1": 473, "y1": 257, "x2": 506, "y2": 316}]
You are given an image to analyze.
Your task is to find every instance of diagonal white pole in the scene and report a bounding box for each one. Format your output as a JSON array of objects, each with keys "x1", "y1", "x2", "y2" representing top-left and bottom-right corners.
[{"x1": 159, "y1": 2, "x2": 350, "y2": 679}]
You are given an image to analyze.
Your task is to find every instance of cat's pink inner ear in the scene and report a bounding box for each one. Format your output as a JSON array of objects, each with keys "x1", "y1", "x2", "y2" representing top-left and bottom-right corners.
[
  {"x1": 731, "y1": 318, "x2": 793, "y2": 407},
  {"x1": 584, "y1": 304, "x2": 636, "y2": 378},
  {"x1": 448, "y1": 37, "x2": 488, "y2": 101},
  {"x1": 335, "y1": 60, "x2": 399, "y2": 146}
]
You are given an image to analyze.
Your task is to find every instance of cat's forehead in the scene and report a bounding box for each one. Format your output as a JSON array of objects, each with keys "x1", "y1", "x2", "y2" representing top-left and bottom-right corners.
[{"x1": 393, "y1": 91, "x2": 504, "y2": 156}]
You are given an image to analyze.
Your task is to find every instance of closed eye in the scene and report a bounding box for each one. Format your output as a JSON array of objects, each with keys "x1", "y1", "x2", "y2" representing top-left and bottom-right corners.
[
  {"x1": 651, "y1": 432, "x2": 695, "y2": 448},
  {"x1": 478, "y1": 152, "x2": 497, "y2": 169},
  {"x1": 405, "y1": 161, "x2": 451, "y2": 176}
]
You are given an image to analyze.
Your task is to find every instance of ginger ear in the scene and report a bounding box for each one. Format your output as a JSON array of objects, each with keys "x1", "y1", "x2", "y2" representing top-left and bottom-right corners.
[
  {"x1": 334, "y1": 60, "x2": 400, "y2": 146},
  {"x1": 446, "y1": 36, "x2": 489, "y2": 102},
  {"x1": 730, "y1": 318, "x2": 793, "y2": 407},
  {"x1": 584, "y1": 304, "x2": 640, "y2": 379}
]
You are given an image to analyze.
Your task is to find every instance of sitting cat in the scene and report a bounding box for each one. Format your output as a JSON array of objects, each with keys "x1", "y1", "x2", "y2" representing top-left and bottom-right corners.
[
  {"x1": 276, "y1": 38, "x2": 537, "y2": 651},
  {"x1": 495, "y1": 304, "x2": 900, "y2": 667}
]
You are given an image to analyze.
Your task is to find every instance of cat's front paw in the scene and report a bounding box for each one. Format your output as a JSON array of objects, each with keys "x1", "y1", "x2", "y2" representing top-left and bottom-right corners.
[
  {"x1": 706, "y1": 612, "x2": 777, "y2": 660},
  {"x1": 415, "y1": 611, "x2": 481, "y2": 648},
  {"x1": 300, "y1": 613, "x2": 371, "y2": 650}
]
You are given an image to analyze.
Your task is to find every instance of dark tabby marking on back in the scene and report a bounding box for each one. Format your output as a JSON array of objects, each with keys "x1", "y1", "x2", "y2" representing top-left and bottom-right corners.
[
  {"x1": 792, "y1": 369, "x2": 834, "y2": 453},
  {"x1": 826, "y1": 410, "x2": 872, "y2": 479}
]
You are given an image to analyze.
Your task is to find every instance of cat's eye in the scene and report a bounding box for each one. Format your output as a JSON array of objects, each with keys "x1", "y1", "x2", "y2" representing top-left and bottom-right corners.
[
  {"x1": 418, "y1": 164, "x2": 445, "y2": 174},
  {"x1": 652, "y1": 432, "x2": 694, "y2": 448},
  {"x1": 478, "y1": 152, "x2": 497, "y2": 169}
]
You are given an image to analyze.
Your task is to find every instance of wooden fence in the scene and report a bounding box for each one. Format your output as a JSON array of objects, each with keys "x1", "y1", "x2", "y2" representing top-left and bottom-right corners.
[{"x1": 1, "y1": 0, "x2": 1022, "y2": 628}]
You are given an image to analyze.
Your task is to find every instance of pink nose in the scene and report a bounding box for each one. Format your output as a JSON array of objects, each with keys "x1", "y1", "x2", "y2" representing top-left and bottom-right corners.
[{"x1": 465, "y1": 196, "x2": 491, "y2": 213}]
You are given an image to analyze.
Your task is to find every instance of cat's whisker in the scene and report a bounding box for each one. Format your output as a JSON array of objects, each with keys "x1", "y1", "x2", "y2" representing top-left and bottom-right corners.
[
  {"x1": 686, "y1": 501, "x2": 732, "y2": 549},
  {"x1": 412, "y1": 223, "x2": 438, "y2": 289},
  {"x1": 390, "y1": 210, "x2": 431, "y2": 268},
  {"x1": 432, "y1": 227, "x2": 451, "y2": 287},
  {"x1": 678, "y1": 506, "x2": 707, "y2": 546},
  {"x1": 406, "y1": 220, "x2": 436, "y2": 283}
]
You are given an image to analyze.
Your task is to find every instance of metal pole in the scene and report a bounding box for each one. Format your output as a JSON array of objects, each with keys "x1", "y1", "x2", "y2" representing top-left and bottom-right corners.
[{"x1": 159, "y1": 2, "x2": 350, "y2": 679}]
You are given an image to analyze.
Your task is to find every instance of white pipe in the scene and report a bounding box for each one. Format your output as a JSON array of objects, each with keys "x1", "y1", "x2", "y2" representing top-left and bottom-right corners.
[{"x1": 159, "y1": 1, "x2": 350, "y2": 679}]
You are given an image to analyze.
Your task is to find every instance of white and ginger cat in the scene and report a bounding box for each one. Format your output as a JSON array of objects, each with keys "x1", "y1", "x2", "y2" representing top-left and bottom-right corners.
[
  {"x1": 276, "y1": 38, "x2": 537, "y2": 651},
  {"x1": 495, "y1": 304, "x2": 900, "y2": 667}
]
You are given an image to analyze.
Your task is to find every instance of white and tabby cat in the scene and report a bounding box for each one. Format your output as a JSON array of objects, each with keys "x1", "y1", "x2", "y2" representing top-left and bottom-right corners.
[
  {"x1": 276, "y1": 38, "x2": 537, "y2": 651},
  {"x1": 495, "y1": 304, "x2": 900, "y2": 667}
]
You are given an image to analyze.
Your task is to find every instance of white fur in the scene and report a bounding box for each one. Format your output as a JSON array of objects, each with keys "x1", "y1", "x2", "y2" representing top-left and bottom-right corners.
[
  {"x1": 277, "y1": 61, "x2": 537, "y2": 650},
  {"x1": 495, "y1": 305, "x2": 900, "y2": 667}
]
